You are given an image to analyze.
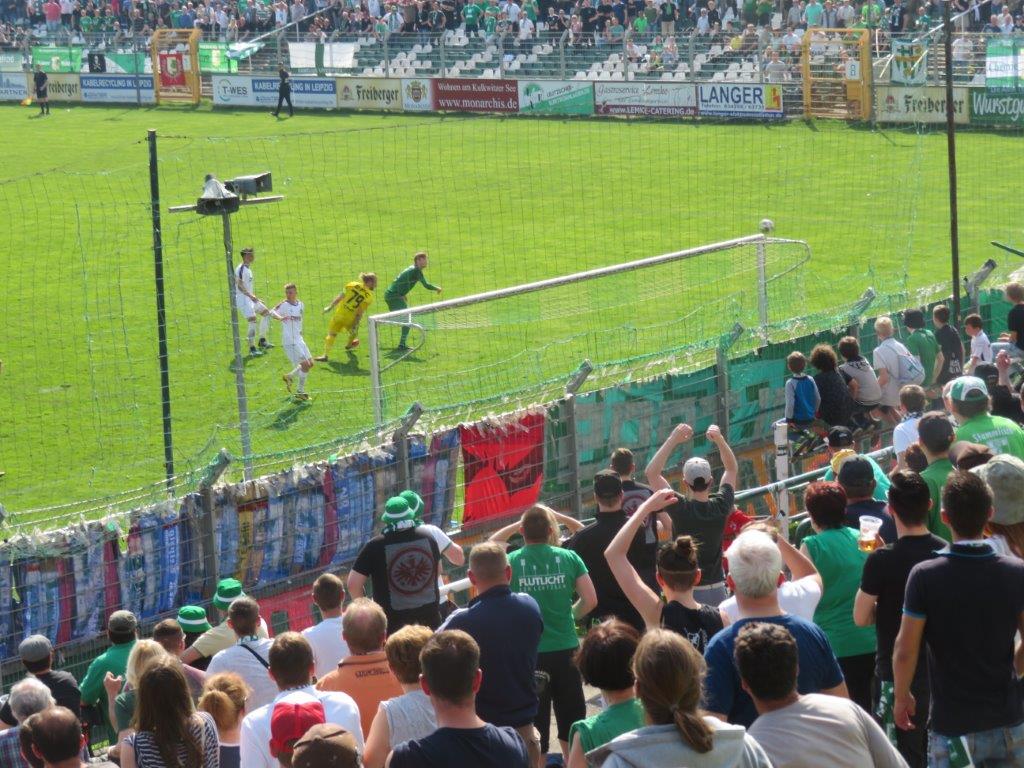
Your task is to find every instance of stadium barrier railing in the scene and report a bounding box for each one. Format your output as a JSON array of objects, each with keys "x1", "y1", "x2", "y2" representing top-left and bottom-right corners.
[{"x1": 0, "y1": 277, "x2": 1011, "y2": 691}]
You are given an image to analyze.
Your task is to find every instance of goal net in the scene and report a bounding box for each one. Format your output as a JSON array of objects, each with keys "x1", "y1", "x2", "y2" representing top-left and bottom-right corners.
[{"x1": 368, "y1": 234, "x2": 812, "y2": 425}]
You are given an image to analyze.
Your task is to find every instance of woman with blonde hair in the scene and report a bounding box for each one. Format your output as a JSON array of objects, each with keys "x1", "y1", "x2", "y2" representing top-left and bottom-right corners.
[
  {"x1": 122, "y1": 658, "x2": 219, "y2": 768},
  {"x1": 102, "y1": 639, "x2": 169, "y2": 757},
  {"x1": 198, "y1": 672, "x2": 249, "y2": 768},
  {"x1": 591, "y1": 629, "x2": 771, "y2": 767}
]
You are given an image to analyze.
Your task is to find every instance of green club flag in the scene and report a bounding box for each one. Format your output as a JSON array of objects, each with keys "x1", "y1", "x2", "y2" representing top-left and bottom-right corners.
[{"x1": 985, "y1": 38, "x2": 1017, "y2": 91}]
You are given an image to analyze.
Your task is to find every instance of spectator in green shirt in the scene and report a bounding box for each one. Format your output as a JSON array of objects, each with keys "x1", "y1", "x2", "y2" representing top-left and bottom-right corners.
[
  {"x1": 801, "y1": 481, "x2": 877, "y2": 713},
  {"x1": 567, "y1": 620, "x2": 645, "y2": 768},
  {"x1": 917, "y1": 411, "x2": 955, "y2": 541},
  {"x1": 903, "y1": 309, "x2": 940, "y2": 389},
  {"x1": 79, "y1": 610, "x2": 138, "y2": 733},
  {"x1": 505, "y1": 506, "x2": 597, "y2": 763},
  {"x1": 947, "y1": 376, "x2": 1024, "y2": 460},
  {"x1": 631, "y1": 13, "x2": 648, "y2": 33}
]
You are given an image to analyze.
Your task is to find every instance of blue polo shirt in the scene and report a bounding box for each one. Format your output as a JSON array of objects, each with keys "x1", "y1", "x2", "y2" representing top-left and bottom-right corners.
[
  {"x1": 441, "y1": 585, "x2": 544, "y2": 728},
  {"x1": 704, "y1": 614, "x2": 844, "y2": 727}
]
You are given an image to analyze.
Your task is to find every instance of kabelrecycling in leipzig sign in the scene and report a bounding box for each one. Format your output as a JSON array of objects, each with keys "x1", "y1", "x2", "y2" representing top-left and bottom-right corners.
[{"x1": 81, "y1": 74, "x2": 155, "y2": 104}]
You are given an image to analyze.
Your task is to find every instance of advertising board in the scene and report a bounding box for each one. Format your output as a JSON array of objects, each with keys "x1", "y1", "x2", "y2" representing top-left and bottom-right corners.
[
  {"x1": 81, "y1": 74, "x2": 155, "y2": 104},
  {"x1": 517, "y1": 80, "x2": 594, "y2": 115},
  {"x1": 432, "y1": 78, "x2": 519, "y2": 112},
  {"x1": 697, "y1": 83, "x2": 784, "y2": 118},
  {"x1": 336, "y1": 77, "x2": 404, "y2": 111},
  {"x1": 401, "y1": 78, "x2": 434, "y2": 111},
  {"x1": 874, "y1": 86, "x2": 968, "y2": 124},
  {"x1": 593, "y1": 82, "x2": 696, "y2": 116},
  {"x1": 213, "y1": 75, "x2": 336, "y2": 108},
  {"x1": 0, "y1": 71, "x2": 28, "y2": 101},
  {"x1": 47, "y1": 73, "x2": 81, "y2": 101},
  {"x1": 971, "y1": 89, "x2": 1024, "y2": 125}
]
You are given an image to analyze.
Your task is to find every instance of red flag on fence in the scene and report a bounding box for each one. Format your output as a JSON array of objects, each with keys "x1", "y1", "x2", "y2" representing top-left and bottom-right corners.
[{"x1": 460, "y1": 412, "x2": 545, "y2": 526}]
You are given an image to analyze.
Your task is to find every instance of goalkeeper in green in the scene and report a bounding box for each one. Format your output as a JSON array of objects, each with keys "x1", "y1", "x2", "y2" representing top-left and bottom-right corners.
[{"x1": 385, "y1": 251, "x2": 442, "y2": 350}]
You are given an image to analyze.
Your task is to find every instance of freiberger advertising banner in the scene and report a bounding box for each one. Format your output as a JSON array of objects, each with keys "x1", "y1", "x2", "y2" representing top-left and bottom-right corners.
[{"x1": 336, "y1": 78, "x2": 404, "y2": 111}]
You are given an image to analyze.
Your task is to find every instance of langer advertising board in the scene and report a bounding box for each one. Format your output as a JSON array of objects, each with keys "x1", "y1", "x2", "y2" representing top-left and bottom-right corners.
[{"x1": 697, "y1": 83, "x2": 783, "y2": 118}]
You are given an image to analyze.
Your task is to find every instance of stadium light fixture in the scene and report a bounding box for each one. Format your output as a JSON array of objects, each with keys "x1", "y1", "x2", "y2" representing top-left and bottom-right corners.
[{"x1": 169, "y1": 173, "x2": 284, "y2": 480}]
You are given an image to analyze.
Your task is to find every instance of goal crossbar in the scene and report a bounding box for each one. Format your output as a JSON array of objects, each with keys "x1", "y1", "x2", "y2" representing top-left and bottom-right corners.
[{"x1": 367, "y1": 232, "x2": 805, "y2": 425}]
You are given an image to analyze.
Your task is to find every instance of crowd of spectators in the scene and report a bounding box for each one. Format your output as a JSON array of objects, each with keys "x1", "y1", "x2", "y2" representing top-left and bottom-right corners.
[
  {"x1": 0, "y1": 0, "x2": 1016, "y2": 85},
  {"x1": 1, "y1": 282, "x2": 1024, "y2": 768}
]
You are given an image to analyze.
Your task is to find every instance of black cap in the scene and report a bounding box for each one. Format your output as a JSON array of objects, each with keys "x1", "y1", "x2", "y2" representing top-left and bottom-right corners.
[
  {"x1": 827, "y1": 426, "x2": 854, "y2": 449},
  {"x1": 903, "y1": 309, "x2": 925, "y2": 329},
  {"x1": 837, "y1": 455, "x2": 874, "y2": 486},
  {"x1": 593, "y1": 470, "x2": 623, "y2": 499},
  {"x1": 973, "y1": 363, "x2": 999, "y2": 388}
]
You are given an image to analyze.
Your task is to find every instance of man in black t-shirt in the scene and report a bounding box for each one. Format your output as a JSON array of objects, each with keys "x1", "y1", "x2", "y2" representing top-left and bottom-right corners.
[
  {"x1": 610, "y1": 446, "x2": 671, "y2": 544},
  {"x1": 893, "y1": 471, "x2": 1024, "y2": 765},
  {"x1": 932, "y1": 304, "x2": 965, "y2": 388},
  {"x1": 997, "y1": 282, "x2": 1024, "y2": 354},
  {"x1": 645, "y1": 422, "x2": 738, "y2": 606},
  {"x1": 0, "y1": 636, "x2": 80, "y2": 728},
  {"x1": 565, "y1": 470, "x2": 658, "y2": 632},
  {"x1": 347, "y1": 496, "x2": 442, "y2": 632},
  {"x1": 854, "y1": 472, "x2": 945, "y2": 768}
]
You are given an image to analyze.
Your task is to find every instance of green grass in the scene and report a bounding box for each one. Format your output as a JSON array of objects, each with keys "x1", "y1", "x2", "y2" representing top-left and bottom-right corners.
[{"x1": 0, "y1": 102, "x2": 1022, "y2": 519}]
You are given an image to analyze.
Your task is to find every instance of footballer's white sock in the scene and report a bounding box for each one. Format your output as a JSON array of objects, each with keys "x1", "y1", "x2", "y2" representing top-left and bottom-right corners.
[
  {"x1": 288, "y1": 365, "x2": 302, "y2": 378},
  {"x1": 297, "y1": 371, "x2": 308, "y2": 393},
  {"x1": 247, "y1": 319, "x2": 257, "y2": 345},
  {"x1": 257, "y1": 315, "x2": 269, "y2": 339}
]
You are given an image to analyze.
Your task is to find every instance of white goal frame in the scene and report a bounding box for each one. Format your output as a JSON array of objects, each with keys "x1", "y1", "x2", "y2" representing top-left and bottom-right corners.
[{"x1": 367, "y1": 232, "x2": 809, "y2": 425}]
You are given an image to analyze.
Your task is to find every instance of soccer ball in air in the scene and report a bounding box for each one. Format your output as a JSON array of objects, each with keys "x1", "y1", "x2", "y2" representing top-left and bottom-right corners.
[{"x1": 759, "y1": 219, "x2": 775, "y2": 234}]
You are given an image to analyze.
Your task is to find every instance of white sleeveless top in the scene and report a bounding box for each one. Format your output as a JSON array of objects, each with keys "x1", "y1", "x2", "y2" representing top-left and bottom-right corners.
[{"x1": 382, "y1": 689, "x2": 437, "y2": 747}]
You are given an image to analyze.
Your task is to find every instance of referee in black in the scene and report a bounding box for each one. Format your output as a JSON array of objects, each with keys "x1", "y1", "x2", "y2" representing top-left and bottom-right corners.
[
  {"x1": 33, "y1": 65, "x2": 49, "y2": 116},
  {"x1": 271, "y1": 63, "x2": 292, "y2": 118}
]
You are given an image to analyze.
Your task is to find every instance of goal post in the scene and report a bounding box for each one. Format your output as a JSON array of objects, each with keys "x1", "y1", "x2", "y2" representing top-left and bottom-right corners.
[
  {"x1": 151, "y1": 28, "x2": 202, "y2": 105},
  {"x1": 367, "y1": 233, "x2": 812, "y2": 426}
]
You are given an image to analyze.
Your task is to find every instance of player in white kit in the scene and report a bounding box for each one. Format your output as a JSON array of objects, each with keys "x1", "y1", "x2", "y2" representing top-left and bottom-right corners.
[
  {"x1": 274, "y1": 283, "x2": 314, "y2": 401},
  {"x1": 234, "y1": 247, "x2": 273, "y2": 357}
]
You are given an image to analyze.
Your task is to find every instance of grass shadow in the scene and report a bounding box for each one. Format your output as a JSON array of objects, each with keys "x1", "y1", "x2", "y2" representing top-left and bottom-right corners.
[
  {"x1": 322, "y1": 353, "x2": 370, "y2": 377},
  {"x1": 269, "y1": 399, "x2": 312, "y2": 430}
]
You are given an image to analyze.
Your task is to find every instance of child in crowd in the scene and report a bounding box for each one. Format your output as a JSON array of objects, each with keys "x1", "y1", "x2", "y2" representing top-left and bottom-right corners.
[
  {"x1": 784, "y1": 352, "x2": 821, "y2": 428},
  {"x1": 893, "y1": 385, "x2": 927, "y2": 470},
  {"x1": 965, "y1": 313, "x2": 992, "y2": 372}
]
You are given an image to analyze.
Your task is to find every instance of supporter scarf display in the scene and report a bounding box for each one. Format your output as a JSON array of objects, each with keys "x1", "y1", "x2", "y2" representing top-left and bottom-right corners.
[{"x1": 460, "y1": 411, "x2": 545, "y2": 525}]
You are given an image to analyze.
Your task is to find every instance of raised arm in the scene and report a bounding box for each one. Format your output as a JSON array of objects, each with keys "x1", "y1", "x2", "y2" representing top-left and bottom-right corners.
[
  {"x1": 645, "y1": 423, "x2": 693, "y2": 490},
  {"x1": 324, "y1": 293, "x2": 344, "y2": 313},
  {"x1": 778, "y1": 534, "x2": 821, "y2": 588},
  {"x1": 551, "y1": 509, "x2": 585, "y2": 535},
  {"x1": 488, "y1": 518, "x2": 523, "y2": 544},
  {"x1": 603, "y1": 488, "x2": 678, "y2": 629},
  {"x1": 707, "y1": 424, "x2": 737, "y2": 489}
]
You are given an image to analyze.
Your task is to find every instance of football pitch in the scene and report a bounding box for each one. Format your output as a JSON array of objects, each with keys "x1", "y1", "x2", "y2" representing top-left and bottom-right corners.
[{"x1": 0, "y1": 102, "x2": 1022, "y2": 518}]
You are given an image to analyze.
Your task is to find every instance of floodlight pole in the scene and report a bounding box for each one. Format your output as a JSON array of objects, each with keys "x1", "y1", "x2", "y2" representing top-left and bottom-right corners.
[
  {"x1": 942, "y1": 0, "x2": 961, "y2": 326},
  {"x1": 148, "y1": 130, "x2": 175, "y2": 496},
  {"x1": 169, "y1": 189, "x2": 283, "y2": 482},
  {"x1": 220, "y1": 211, "x2": 254, "y2": 480}
]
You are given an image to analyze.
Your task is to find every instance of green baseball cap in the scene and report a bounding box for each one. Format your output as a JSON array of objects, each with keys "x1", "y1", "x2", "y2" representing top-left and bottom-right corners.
[
  {"x1": 177, "y1": 605, "x2": 212, "y2": 633},
  {"x1": 399, "y1": 490, "x2": 424, "y2": 521},
  {"x1": 948, "y1": 375, "x2": 989, "y2": 403},
  {"x1": 213, "y1": 578, "x2": 246, "y2": 611}
]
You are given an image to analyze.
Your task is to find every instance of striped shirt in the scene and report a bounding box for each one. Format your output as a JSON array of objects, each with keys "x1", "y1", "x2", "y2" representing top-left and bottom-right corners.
[{"x1": 126, "y1": 711, "x2": 219, "y2": 768}]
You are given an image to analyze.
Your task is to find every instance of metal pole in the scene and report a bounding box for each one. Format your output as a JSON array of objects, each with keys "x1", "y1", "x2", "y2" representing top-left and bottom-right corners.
[
  {"x1": 221, "y1": 212, "x2": 254, "y2": 479},
  {"x1": 942, "y1": 0, "x2": 961, "y2": 326},
  {"x1": 563, "y1": 360, "x2": 592, "y2": 518},
  {"x1": 756, "y1": 235, "x2": 769, "y2": 338},
  {"x1": 369, "y1": 318, "x2": 383, "y2": 425},
  {"x1": 149, "y1": 130, "x2": 175, "y2": 496},
  {"x1": 134, "y1": 41, "x2": 142, "y2": 106},
  {"x1": 393, "y1": 402, "x2": 424, "y2": 492}
]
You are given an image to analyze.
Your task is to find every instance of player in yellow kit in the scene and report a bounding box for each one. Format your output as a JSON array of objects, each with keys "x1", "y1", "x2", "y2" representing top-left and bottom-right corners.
[{"x1": 314, "y1": 272, "x2": 377, "y2": 361}]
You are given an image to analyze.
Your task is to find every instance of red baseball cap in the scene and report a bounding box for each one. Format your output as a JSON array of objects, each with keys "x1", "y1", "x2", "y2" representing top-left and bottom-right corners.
[{"x1": 269, "y1": 700, "x2": 326, "y2": 758}]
